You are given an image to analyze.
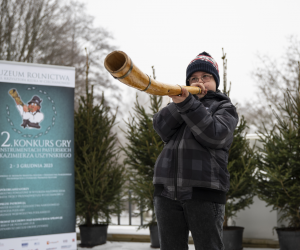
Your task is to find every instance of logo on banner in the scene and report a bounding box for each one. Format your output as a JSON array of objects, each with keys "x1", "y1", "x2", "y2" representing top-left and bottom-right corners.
[
  {"x1": 47, "y1": 241, "x2": 59, "y2": 245},
  {"x1": 21, "y1": 243, "x2": 28, "y2": 247},
  {"x1": 5, "y1": 86, "x2": 58, "y2": 139},
  {"x1": 9, "y1": 89, "x2": 44, "y2": 129}
]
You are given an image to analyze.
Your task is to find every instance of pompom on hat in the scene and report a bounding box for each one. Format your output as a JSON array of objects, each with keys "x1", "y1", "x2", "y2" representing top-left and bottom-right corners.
[{"x1": 186, "y1": 52, "x2": 220, "y2": 89}]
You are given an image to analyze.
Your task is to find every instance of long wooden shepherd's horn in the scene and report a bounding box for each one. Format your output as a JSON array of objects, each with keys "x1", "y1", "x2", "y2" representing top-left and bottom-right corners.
[{"x1": 104, "y1": 51, "x2": 201, "y2": 96}]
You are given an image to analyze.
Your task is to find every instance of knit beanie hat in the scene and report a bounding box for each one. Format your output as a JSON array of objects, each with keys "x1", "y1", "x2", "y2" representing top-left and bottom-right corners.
[{"x1": 186, "y1": 52, "x2": 220, "y2": 89}]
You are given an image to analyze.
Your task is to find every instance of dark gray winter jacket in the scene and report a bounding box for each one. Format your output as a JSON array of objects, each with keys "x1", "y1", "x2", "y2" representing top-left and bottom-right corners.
[{"x1": 153, "y1": 90, "x2": 239, "y2": 201}]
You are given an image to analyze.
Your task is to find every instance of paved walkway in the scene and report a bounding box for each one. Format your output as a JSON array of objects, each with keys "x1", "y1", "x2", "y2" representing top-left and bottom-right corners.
[
  {"x1": 77, "y1": 241, "x2": 279, "y2": 250},
  {"x1": 76, "y1": 226, "x2": 279, "y2": 250}
]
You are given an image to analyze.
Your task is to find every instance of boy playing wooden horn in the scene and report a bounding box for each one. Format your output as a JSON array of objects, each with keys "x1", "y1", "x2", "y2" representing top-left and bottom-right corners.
[{"x1": 153, "y1": 52, "x2": 239, "y2": 250}]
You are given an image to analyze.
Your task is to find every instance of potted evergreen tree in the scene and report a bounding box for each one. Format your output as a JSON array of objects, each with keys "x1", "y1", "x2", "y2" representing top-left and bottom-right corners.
[
  {"x1": 222, "y1": 115, "x2": 257, "y2": 250},
  {"x1": 255, "y1": 63, "x2": 300, "y2": 250},
  {"x1": 74, "y1": 53, "x2": 126, "y2": 247},
  {"x1": 221, "y1": 49, "x2": 257, "y2": 250},
  {"x1": 121, "y1": 69, "x2": 164, "y2": 248}
]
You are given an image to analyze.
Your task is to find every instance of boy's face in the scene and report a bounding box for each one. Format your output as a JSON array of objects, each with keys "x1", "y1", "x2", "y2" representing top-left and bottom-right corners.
[{"x1": 190, "y1": 71, "x2": 216, "y2": 92}]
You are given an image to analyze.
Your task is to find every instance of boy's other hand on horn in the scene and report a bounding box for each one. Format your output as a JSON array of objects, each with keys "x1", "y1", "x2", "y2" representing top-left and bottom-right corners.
[
  {"x1": 169, "y1": 82, "x2": 207, "y2": 103},
  {"x1": 169, "y1": 87, "x2": 189, "y2": 103},
  {"x1": 190, "y1": 82, "x2": 208, "y2": 99}
]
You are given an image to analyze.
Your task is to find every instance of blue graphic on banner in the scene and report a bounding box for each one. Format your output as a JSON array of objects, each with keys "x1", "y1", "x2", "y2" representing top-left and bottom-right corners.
[{"x1": 0, "y1": 82, "x2": 75, "y2": 239}]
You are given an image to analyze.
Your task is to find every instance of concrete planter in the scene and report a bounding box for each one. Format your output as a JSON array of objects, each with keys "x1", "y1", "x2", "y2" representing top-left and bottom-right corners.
[
  {"x1": 276, "y1": 228, "x2": 300, "y2": 250},
  {"x1": 79, "y1": 224, "x2": 108, "y2": 247},
  {"x1": 149, "y1": 224, "x2": 160, "y2": 248},
  {"x1": 223, "y1": 226, "x2": 244, "y2": 250}
]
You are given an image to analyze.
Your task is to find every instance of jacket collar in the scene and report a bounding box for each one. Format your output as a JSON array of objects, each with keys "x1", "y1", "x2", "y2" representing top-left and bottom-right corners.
[{"x1": 197, "y1": 90, "x2": 231, "y2": 102}]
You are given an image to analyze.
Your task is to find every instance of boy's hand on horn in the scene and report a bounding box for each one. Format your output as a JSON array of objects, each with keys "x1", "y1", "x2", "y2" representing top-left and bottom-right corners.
[
  {"x1": 190, "y1": 82, "x2": 207, "y2": 99},
  {"x1": 169, "y1": 87, "x2": 190, "y2": 103}
]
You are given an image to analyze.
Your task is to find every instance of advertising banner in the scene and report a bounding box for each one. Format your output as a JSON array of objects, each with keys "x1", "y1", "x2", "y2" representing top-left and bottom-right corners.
[{"x1": 0, "y1": 61, "x2": 76, "y2": 249}]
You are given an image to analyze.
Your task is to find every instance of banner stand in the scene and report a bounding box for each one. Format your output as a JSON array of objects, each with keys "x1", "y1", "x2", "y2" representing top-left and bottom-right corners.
[{"x1": 0, "y1": 61, "x2": 76, "y2": 250}]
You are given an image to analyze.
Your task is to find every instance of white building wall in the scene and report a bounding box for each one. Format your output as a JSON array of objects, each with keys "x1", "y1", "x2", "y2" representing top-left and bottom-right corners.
[
  {"x1": 232, "y1": 134, "x2": 280, "y2": 240},
  {"x1": 232, "y1": 196, "x2": 278, "y2": 240}
]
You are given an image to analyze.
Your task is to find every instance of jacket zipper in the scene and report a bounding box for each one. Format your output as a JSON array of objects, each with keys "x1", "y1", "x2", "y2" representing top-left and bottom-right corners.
[{"x1": 174, "y1": 126, "x2": 186, "y2": 200}]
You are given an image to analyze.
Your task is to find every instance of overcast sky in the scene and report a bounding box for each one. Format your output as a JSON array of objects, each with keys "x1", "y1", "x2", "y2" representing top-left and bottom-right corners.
[{"x1": 85, "y1": 0, "x2": 300, "y2": 108}]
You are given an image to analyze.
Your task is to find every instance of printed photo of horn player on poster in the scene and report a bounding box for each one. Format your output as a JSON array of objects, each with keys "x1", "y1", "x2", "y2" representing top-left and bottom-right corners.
[{"x1": 9, "y1": 89, "x2": 44, "y2": 129}]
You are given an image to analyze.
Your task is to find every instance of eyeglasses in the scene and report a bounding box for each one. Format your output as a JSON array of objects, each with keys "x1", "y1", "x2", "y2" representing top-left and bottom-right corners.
[{"x1": 189, "y1": 74, "x2": 213, "y2": 84}]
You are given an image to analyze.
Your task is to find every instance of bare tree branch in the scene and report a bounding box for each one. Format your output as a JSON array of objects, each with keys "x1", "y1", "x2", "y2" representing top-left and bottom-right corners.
[
  {"x1": 0, "y1": 0, "x2": 121, "y2": 110},
  {"x1": 240, "y1": 35, "x2": 300, "y2": 133}
]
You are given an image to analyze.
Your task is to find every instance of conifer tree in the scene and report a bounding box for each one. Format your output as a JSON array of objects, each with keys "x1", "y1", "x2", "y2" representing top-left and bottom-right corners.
[
  {"x1": 122, "y1": 67, "x2": 164, "y2": 228},
  {"x1": 74, "y1": 52, "x2": 126, "y2": 226},
  {"x1": 221, "y1": 49, "x2": 257, "y2": 227},
  {"x1": 256, "y1": 62, "x2": 300, "y2": 228}
]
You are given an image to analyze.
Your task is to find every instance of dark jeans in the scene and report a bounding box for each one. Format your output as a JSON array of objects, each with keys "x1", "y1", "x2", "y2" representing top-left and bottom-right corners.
[{"x1": 154, "y1": 195, "x2": 225, "y2": 250}]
